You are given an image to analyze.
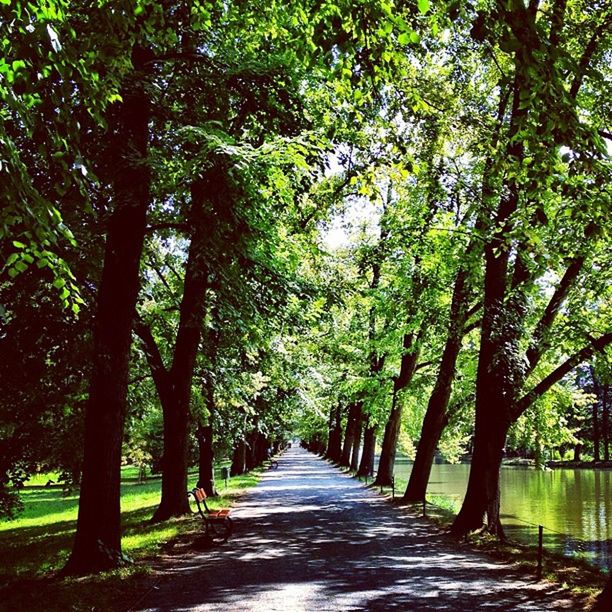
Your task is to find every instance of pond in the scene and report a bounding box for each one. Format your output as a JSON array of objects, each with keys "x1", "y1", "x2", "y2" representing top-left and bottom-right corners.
[{"x1": 387, "y1": 459, "x2": 611, "y2": 570}]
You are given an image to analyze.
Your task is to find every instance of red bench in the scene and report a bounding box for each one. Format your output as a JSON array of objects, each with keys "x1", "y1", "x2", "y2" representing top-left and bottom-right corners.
[{"x1": 190, "y1": 487, "x2": 233, "y2": 542}]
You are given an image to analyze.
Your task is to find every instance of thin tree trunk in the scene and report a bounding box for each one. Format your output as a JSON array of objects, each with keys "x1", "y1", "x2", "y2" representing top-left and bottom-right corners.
[
  {"x1": 603, "y1": 384, "x2": 609, "y2": 462},
  {"x1": 375, "y1": 331, "x2": 421, "y2": 487},
  {"x1": 340, "y1": 404, "x2": 358, "y2": 467},
  {"x1": 350, "y1": 405, "x2": 363, "y2": 471},
  {"x1": 404, "y1": 262, "x2": 473, "y2": 501},
  {"x1": 63, "y1": 62, "x2": 151, "y2": 575},
  {"x1": 197, "y1": 423, "x2": 215, "y2": 496}
]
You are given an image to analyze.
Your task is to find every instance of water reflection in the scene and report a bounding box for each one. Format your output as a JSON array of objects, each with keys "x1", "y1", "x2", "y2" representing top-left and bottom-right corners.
[{"x1": 389, "y1": 459, "x2": 611, "y2": 570}]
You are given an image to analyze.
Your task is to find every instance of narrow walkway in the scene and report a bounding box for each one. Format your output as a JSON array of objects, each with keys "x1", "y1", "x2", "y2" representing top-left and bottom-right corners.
[{"x1": 137, "y1": 447, "x2": 579, "y2": 611}]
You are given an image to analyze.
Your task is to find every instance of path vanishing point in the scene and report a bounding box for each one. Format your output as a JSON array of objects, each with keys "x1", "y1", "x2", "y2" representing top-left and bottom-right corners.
[{"x1": 135, "y1": 446, "x2": 581, "y2": 611}]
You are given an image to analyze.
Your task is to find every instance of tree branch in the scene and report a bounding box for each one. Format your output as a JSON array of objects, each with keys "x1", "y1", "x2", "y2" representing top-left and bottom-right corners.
[{"x1": 514, "y1": 332, "x2": 612, "y2": 419}]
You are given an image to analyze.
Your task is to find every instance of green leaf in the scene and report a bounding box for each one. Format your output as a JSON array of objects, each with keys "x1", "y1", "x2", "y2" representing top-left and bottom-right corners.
[
  {"x1": 417, "y1": 0, "x2": 430, "y2": 14},
  {"x1": 398, "y1": 32, "x2": 410, "y2": 45},
  {"x1": 53, "y1": 278, "x2": 66, "y2": 289}
]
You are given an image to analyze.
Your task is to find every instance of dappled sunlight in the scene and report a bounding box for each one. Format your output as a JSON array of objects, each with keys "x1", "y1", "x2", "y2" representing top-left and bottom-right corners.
[{"x1": 137, "y1": 448, "x2": 580, "y2": 611}]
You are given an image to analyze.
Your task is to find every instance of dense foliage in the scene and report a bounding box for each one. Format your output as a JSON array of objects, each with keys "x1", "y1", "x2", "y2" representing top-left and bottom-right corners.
[{"x1": 0, "y1": 0, "x2": 610, "y2": 595}]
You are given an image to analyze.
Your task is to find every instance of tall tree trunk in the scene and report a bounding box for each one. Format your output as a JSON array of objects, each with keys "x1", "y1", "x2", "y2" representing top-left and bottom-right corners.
[
  {"x1": 357, "y1": 424, "x2": 376, "y2": 477},
  {"x1": 404, "y1": 262, "x2": 473, "y2": 501},
  {"x1": 350, "y1": 405, "x2": 363, "y2": 471},
  {"x1": 592, "y1": 369, "x2": 601, "y2": 462},
  {"x1": 603, "y1": 384, "x2": 609, "y2": 462},
  {"x1": 375, "y1": 331, "x2": 421, "y2": 487},
  {"x1": 404, "y1": 407, "x2": 451, "y2": 502},
  {"x1": 326, "y1": 404, "x2": 343, "y2": 463},
  {"x1": 230, "y1": 438, "x2": 246, "y2": 476},
  {"x1": 196, "y1": 423, "x2": 215, "y2": 496},
  {"x1": 375, "y1": 391, "x2": 402, "y2": 486},
  {"x1": 340, "y1": 403, "x2": 358, "y2": 467},
  {"x1": 149, "y1": 180, "x2": 210, "y2": 522},
  {"x1": 63, "y1": 61, "x2": 151, "y2": 575}
]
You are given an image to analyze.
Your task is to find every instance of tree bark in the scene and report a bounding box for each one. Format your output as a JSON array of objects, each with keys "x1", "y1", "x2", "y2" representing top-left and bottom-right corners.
[
  {"x1": 375, "y1": 331, "x2": 421, "y2": 487},
  {"x1": 340, "y1": 403, "x2": 358, "y2": 467},
  {"x1": 404, "y1": 262, "x2": 473, "y2": 501},
  {"x1": 357, "y1": 424, "x2": 376, "y2": 477},
  {"x1": 350, "y1": 404, "x2": 363, "y2": 471},
  {"x1": 63, "y1": 60, "x2": 151, "y2": 576},
  {"x1": 595, "y1": 575, "x2": 612, "y2": 610},
  {"x1": 404, "y1": 408, "x2": 450, "y2": 502},
  {"x1": 196, "y1": 423, "x2": 215, "y2": 496},
  {"x1": 327, "y1": 404, "x2": 343, "y2": 463},
  {"x1": 143, "y1": 180, "x2": 211, "y2": 522},
  {"x1": 230, "y1": 438, "x2": 246, "y2": 476},
  {"x1": 603, "y1": 384, "x2": 609, "y2": 462}
]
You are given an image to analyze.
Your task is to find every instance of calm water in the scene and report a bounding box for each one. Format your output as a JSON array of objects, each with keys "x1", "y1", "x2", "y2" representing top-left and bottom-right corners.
[{"x1": 390, "y1": 459, "x2": 611, "y2": 570}]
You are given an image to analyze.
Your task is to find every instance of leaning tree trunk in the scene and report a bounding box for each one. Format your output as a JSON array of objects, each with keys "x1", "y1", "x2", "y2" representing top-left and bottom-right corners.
[
  {"x1": 375, "y1": 330, "x2": 421, "y2": 487},
  {"x1": 375, "y1": 392, "x2": 402, "y2": 486},
  {"x1": 63, "y1": 62, "x2": 151, "y2": 576},
  {"x1": 357, "y1": 423, "x2": 376, "y2": 477},
  {"x1": 404, "y1": 407, "x2": 450, "y2": 502},
  {"x1": 404, "y1": 252, "x2": 473, "y2": 501},
  {"x1": 151, "y1": 181, "x2": 210, "y2": 523}
]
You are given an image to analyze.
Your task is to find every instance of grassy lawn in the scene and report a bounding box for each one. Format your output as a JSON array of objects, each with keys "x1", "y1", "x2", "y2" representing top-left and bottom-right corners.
[{"x1": 0, "y1": 464, "x2": 263, "y2": 611}]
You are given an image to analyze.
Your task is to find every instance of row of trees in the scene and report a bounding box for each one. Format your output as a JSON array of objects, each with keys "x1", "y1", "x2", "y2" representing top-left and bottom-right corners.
[{"x1": 1, "y1": 0, "x2": 610, "y2": 602}]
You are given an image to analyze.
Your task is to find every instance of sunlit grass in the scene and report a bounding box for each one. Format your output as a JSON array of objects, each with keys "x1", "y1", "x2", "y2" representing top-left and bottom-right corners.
[{"x1": 0, "y1": 463, "x2": 263, "y2": 585}]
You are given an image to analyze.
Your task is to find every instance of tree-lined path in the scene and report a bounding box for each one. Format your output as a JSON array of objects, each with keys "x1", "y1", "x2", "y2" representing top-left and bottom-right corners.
[{"x1": 136, "y1": 447, "x2": 579, "y2": 611}]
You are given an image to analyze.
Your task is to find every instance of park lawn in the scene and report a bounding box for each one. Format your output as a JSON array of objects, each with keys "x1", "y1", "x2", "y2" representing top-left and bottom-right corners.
[{"x1": 0, "y1": 465, "x2": 263, "y2": 611}]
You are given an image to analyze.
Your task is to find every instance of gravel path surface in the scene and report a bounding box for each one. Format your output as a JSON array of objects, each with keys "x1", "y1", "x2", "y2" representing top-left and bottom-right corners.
[{"x1": 135, "y1": 447, "x2": 581, "y2": 611}]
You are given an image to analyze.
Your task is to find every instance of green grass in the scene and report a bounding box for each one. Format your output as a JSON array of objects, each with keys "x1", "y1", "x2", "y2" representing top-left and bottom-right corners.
[{"x1": 0, "y1": 463, "x2": 264, "y2": 610}]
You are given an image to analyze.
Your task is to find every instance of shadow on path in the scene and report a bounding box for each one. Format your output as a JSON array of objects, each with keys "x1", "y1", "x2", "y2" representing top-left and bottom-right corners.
[{"x1": 136, "y1": 448, "x2": 579, "y2": 611}]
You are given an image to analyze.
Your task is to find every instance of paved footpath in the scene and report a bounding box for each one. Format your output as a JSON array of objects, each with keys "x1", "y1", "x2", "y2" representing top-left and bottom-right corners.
[{"x1": 136, "y1": 447, "x2": 581, "y2": 611}]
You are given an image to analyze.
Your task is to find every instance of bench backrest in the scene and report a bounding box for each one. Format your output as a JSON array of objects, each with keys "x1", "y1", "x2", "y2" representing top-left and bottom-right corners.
[{"x1": 190, "y1": 487, "x2": 211, "y2": 515}]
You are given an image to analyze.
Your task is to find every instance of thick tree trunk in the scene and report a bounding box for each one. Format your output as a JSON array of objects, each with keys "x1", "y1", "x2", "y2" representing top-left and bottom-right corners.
[
  {"x1": 375, "y1": 392, "x2": 402, "y2": 486},
  {"x1": 327, "y1": 404, "x2": 343, "y2": 463},
  {"x1": 152, "y1": 393, "x2": 192, "y2": 521},
  {"x1": 595, "y1": 576, "x2": 612, "y2": 610},
  {"x1": 340, "y1": 403, "x2": 358, "y2": 467},
  {"x1": 245, "y1": 429, "x2": 260, "y2": 471},
  {"x1": 357, "y1": 424, "x2": 376, "y2": 477},
  {"x1": 63, "y1": 64, "x2": 150, "y2": 575},
  {"x1": 326, "y1": 402, "x2": 341, "y2": 460},
  {"x1": 404, "y1": 408, "x2": 450, "y2": 502},
  {"x1": 230, "y1": 439, "x2": 246, "y2": 476},
  {"x1": 197, "y1": 423, "x2": 215, "y2": 496},
  {"x1": 404, "y1": 264, "x2": 471, "y2": 501},
  {"x1": 151, "y1": 182, "x2": 210, "y2": 522},
  {"x1": 350, "y1": 405, "x2": 363, "y2": 471}
]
